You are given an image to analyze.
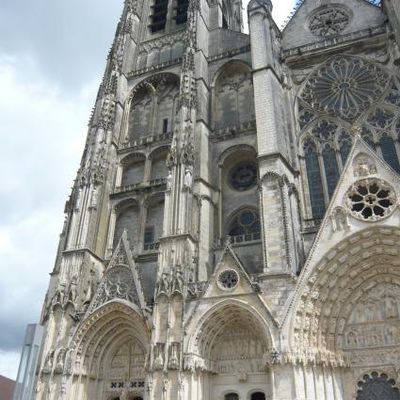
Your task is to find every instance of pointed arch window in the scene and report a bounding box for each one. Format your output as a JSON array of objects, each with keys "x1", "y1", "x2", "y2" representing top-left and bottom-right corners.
[
  {"x1": 228, "y1": 209, "x2": 261, "y2": 243},
  {"x1": 298, "y1": 57, "x2": 400, "y2": 220},
  {"x1": 304, "y1": 140, "x2": 325, "y2": 220},
  {"x1": 322, "y1": 144, "x2": 340, "y2": 197},
  {"x1": 380, "y1": 134, "x2": 400, "y2": 173},
  {"x1": 339, "y1": 132, "x2": 352, "y2": 165}
]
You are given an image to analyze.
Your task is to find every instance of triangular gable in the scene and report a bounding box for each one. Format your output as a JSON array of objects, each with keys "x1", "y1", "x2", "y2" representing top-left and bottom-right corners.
[
  {"x1": 282, "y1": 0, "x2": 385, "y2": 50},
  {"x1": 85, "y1": 231, "x2": 146, "y2": 315},
  {"x1": 202, "y1": 242, "x2": 261, "y2": 298},
  {"x1": 292, "y1": 136, "x2": 400, "y2": 289}
]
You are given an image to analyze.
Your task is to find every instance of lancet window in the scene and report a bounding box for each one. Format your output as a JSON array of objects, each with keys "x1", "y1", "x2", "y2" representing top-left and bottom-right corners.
[
  {"x1": 302, "y1": 120, "x2": 352, "y2": 219},
  {"x1": 127, "y1": 76, "x2": 179, "y2": 145},
  {"x1": 299, "y1": 56, "x2": 400, "y2": 220},
  {"x1": 214, "y1": 62, "x2": 255, "y2": 130},
  {"x1": 149, "y1": 0, "x2": 189, "y2": 33}
]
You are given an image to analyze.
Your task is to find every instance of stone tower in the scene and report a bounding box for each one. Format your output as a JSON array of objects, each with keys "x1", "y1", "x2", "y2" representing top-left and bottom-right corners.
[{"x1": 32, "y1": 0, "x2": 400, "y2": 399}]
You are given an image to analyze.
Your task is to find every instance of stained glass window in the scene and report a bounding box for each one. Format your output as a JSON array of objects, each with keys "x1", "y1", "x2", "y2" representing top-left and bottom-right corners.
[
  {"x1": 300, "y1": 56, "x2": 389, "y2": 122},
  {"x1": 228, "y1": 210, "x2": 261, "y2": 242},
  {"x1": 229, "y1": 162, "x2": 257, "y2": 191},
  {"x1": 322, "y1": 145, "x2": 340, "y2": 197},
  {"x1": 380, "y1": 134, "x2": 400, "y2": 173},
  {"x1": 298, "y1": 57, "x2": 400, "y2": 220},
  {"x1": 304, "y1": 141, "x2": 325, "y2": 219},
  {"x1": 339, "y1": 132, "x2": 352, "y2": 164}
]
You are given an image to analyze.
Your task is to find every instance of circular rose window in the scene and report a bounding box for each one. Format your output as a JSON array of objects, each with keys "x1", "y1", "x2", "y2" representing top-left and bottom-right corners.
[
  {"x1": 218, "y1": 269, "x2": 239, "y2": 290},
  {"x1": 347, "y1": 179, "x2": 397, "y2": 221},
  {"x1": 229, "y1": 162, "x2": 257, "y2": 191}
]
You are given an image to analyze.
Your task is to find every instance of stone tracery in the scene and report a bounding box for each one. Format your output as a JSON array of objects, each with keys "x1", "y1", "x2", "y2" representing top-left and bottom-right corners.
[
  {"x1": 299, "y1": 57, "x2": 400, "y2": 220},
  {"x1": 300, "y1": 56, "x2": 389, "y2": 122}
]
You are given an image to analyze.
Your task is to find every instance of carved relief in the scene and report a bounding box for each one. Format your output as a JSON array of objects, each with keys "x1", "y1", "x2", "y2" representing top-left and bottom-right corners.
[
  {"x1": 343, "y1": 284, "x2": 400, "y2": 367},
  {"x1": 168, "y1": 342, "x2": 180, "y2": 370},
  {"x1": 153, "y1": 343, "x2": 165, "y2": 370},
  {"x1": 354, "y1": 154, "x2": 378, "y2": 177},
  {"x1": 212, "y1": 328, "x2": 267, "y2": 374},
  {"x1": 330, "y1": 206, "x2": 350, "y2": 232}
]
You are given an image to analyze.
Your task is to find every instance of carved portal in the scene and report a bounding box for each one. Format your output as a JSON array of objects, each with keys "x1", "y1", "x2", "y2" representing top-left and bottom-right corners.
[
  {"x1": 343, "y1": 283, "x2": 400, "y2": 367},
  {"x1": 212, "y1": 326, "x2": 267, "y2": 375},
  {"x1": 105, "y1": 339, "x2": 146, "y2": 399}
]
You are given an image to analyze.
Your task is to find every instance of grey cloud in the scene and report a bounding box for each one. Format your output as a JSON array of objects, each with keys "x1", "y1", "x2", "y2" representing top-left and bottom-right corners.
[{"x1": 0, "y1": 0, "x2": 121, "y2": 91}]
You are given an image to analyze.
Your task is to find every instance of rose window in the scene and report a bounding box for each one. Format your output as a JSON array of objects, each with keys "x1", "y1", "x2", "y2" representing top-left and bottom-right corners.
[
  {"x1": 300, "y1": 56, "x2": 389, "y2": 122},
  {"x1": 347, "y1": 179, "x2": 396, "y2": 221},
  {"x1": 309, "y1": 6, "x2": 350, "y2": 37},
  {"x1": 218, "y1": 269, "x2": 239, "y2": 290},
  {"x1": 229, "y1": 162, "x2": 257, "y2": 191}
]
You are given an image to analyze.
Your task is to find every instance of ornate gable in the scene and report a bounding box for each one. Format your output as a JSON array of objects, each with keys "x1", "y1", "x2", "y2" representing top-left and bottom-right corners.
[
  {"x1": 282, "y1": 0, "x2": 385, "y2": 50},
  {"x1": 202, "y1": 242, "x2": 261, "y2": 298},
  {"x1": 86, "y1": 231, "x2": 146, "y2": 315}
]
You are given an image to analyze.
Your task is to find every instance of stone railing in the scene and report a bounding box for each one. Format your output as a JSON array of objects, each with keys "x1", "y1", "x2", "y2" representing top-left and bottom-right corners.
[
  {"x1": 113, "y1": 178, "x2": 167, "y2": 195},
  {"x1": 143, "y1": 241, "x2": 160, "y2": 252},
  {"x1": 210, "y1": 120, "x2": 256, "y2": 141},
  {"x1": 119, "y1": 131, "x2": 173, "y2": 151},
  {"x1": 231, "y1": 232, "x2": 261, "y2": 244},
  {"x1": 127, "y1": 58, "x2": 182, "y2": 78},
  {"x1": 283, "y1": 25, "x2": 386, "y2": 60}
]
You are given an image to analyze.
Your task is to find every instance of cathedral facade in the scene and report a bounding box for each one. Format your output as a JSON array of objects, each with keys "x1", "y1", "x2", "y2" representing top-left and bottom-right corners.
[{"x1": 34, "y1": 0, "x2": 400, "y2": 399}]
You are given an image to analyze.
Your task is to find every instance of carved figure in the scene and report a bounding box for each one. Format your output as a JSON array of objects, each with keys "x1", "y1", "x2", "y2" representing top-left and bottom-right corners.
[
  {"x1": 154, "y1": 343, "x2": 165, "y2": 370},
  {"x1": 166, "y1": 170, "x2": 172, "y2": 190},
  {"x1": 184, "y1": 167, "x2": 193, "y2": 189},
  {"x1": 157, "y1": 272, "x2": 170, "y2": 294},
  {"x1": 171, "y1": 269, "x2": 184, "y2": 293},
  {"x1": 331, "y1": 206, "x2": 350, "y2": 232},
  {"x1": 354, "y1": 154, "x2": 377, "y2": 177}
]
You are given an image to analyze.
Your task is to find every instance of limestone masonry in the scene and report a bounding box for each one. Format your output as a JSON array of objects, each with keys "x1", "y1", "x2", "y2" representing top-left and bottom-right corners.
[{"x1": 32, "y1": 0, "x2": 400, "y2": 399}]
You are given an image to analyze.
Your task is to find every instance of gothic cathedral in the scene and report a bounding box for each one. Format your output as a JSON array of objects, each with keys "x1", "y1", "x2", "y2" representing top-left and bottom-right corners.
[{"x1": 34, "y1": 0, "x2": 400, "y2": 399}]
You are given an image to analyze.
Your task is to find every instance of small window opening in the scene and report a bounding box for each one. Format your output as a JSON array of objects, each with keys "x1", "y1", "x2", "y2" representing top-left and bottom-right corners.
[
  {"x1": 162, "y1": 118, "x2": 169, "y2": 133},
  {"x1": 251, "y1": 393, "x2": 266, "y2": 400},
  {"x1": 144, "y1": 227, "x2": 155, "y2": 245},
  {"x1": 222, "y1": 15, "x2": 228, "y2": 29},
  {"x1": 150, "y1": 0, "x2": 168, "y2": 33}
]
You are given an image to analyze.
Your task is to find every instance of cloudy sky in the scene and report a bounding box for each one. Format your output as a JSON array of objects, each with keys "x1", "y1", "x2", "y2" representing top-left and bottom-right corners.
[{"x1": 0, "y1": 0, "x2": 295, "y2": 380}]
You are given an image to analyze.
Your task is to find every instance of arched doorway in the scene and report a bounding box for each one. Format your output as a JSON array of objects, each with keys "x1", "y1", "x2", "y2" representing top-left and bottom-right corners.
[
  {"x1": 357, "y1": 372, "x2": 400, "y2": 400},
  {"x1": 70, "y1": 302, "x2": 150, "y2": 400},
  {"x1": 190, "y1": 302, "x2": 272, "y2": 399}
]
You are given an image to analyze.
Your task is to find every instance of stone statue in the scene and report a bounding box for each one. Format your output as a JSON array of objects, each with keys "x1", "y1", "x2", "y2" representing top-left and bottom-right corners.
[
  {"x1": 184, "y1": 167, "x2": 192, "y2": 189},
  {"x1": 166, "y1": 170, "x2": 172, "y2": 190}
]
